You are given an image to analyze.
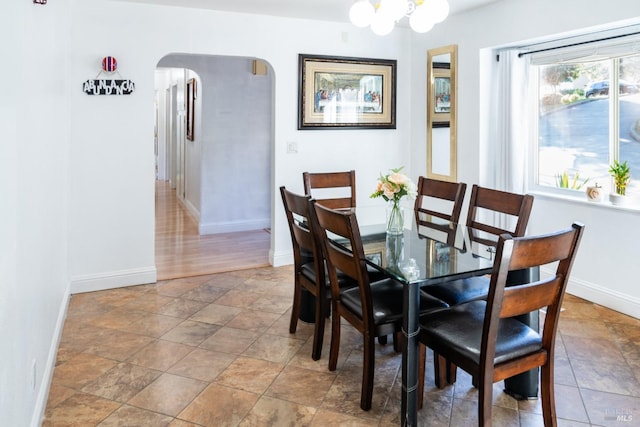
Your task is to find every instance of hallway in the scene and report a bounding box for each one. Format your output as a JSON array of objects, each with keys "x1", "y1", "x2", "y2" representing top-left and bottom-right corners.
[{"x1": 155, "y1": 180, "x2": 271, "y2": 280}]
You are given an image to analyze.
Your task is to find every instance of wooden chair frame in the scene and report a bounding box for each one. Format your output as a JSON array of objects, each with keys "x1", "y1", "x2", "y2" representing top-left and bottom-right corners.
[
  {"x1": 414, "y1": 176, "x2": 467, "y2": 224},
  {"x1": 419, "y1": 223, "x2": 584, "y2": 426},
  {"x1": 279, "y1": 186, "x2": 329, "y2": 360},
  {"x1": 303, "y1": 170, "x2": 356, "y2": 210}
]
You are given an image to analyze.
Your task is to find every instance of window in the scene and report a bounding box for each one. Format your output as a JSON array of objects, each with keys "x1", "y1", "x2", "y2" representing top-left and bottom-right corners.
[{"x1": 531, "y1": 38, "x2": 640, "y2": 198}]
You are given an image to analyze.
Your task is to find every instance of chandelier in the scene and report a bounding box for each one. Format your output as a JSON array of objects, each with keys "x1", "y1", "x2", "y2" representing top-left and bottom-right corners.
[{"x1": 349, "y1": 0, "x2": 450, "y2": 35}]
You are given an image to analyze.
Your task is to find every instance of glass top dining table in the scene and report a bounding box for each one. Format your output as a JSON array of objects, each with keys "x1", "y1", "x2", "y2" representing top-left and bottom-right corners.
[{"x1": 336, "y1": 216, "x2": 498, "y2": 427}]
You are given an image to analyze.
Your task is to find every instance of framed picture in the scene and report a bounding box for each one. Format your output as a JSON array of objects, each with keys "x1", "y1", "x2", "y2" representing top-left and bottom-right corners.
[
  {"x1": 186, "y1": 78, "x2": 196, "y2": 141},
  {"x1": 298, "y1": 54, "x2": 396, "y2": 129},
  {"x1": 430, "y1": 62, "x2": 451, "y2": 128}
]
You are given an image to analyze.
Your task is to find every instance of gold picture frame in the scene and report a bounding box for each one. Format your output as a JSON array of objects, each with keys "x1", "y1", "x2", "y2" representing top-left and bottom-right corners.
[
  {"x1": 186, "y1": 78, "x2": 196, "y2": 141},
  {"x1": 298, "y1": 54, "x2": 396, "y2": 129}
]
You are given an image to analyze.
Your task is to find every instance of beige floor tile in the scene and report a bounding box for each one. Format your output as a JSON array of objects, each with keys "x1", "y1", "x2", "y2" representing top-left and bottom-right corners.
[
  {"x1": 155, "y1": 276, "x2": 211, "y2": 297},
  {"x1": 266, "y1": 365, "x2": 336, "y2": 407},
  {"x1": 97, "y1": 404, "x2": 174, "y2": 426},
  {"x1": 160, "y1": 319, "x2": 220, "y2": 346},
  {"x1": 199, "y1": 326, "x2": 260, "y2": 354},
  {"x1": 225, "y1": 309, "x2": 281, "y2": 333},
  {"x1": 238, "y1": 395, "x2": 316, "y2": 427},
  {"x1": 214, "y1": 288, "x2": 262, "y2": 308},
  {"x1": 156, "y1": 298, "x2": 208, "y2": 318},
  {"x1": 189, "y1": 303, "x2": 242, "y2": 325},
  {"x1": 80, "y1": 362, "x2": 162, "y2": 402},
  {"x1": 180, "y1": 283, "x2": 229, "y2": 303},
  {"x1": 127, "y1": 373, "x2": 207, "y2": 417},
  {"x1": 242, "y1": 333, "x2": 306, "y2": 364},
  {"x1": 81, "y1": 328, "x2": 156, "y2": 361},
  {"x1": 119, "y1": 313, "x2": 184, "y2": 337},
  {"x1": 167, "y1": 348, "x2": 236, "y2": 382},
  {"x1": 43, "y1": 392, "x2": 121, "y2": 426},
  {"x1": 215, "y1": 356, "x2": 284, "y2": 394},
  {"x1": 52, "y1": 353, "x2": 118, "y2": 390},
  {"x1": 45, "y1": 265, "x2": 638, "y2": 427},
  {"x1": 127, "y1": 340, "x2": 194, "y2": 371},
  {"x1": 120, "y1": 294, "x2": 176, "y2": 313},
  {"x1": 178, "y1": 383, "x2": 259, "y2": 427}
]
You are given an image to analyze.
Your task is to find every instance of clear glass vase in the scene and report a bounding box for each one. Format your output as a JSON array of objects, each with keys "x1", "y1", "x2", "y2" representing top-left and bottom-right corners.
[{"x1": 386, "y1": 200, "x2": 404, "y2": 235}]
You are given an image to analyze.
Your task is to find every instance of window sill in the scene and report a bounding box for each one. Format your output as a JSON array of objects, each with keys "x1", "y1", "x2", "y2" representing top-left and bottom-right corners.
[{"x1": 528, "y1": 189, "x2": 640, "y2": 214}]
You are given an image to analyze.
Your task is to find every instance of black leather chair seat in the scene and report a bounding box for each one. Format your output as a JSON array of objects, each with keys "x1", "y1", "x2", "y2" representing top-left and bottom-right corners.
[
  {"x1": 300, "y1": 262, "x2": 386, "y2": 290},
  {"x1": 340, "y1": 278, "x2": 449, "y2": 325},
  {"x1": 419, "y1": 300, "x2": 542, "y2": 365},
  {"x1": 422, "y1": 276, "x2": 490, "y2": 306}
]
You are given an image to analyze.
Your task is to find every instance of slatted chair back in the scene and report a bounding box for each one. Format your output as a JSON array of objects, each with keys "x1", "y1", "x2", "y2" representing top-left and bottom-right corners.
[
  {"x1": 310, "y1": 201, "x2": 372, "y2": 318},
  {"x1": 303, "y1": 170, "x2": 356, "y2": 210},
  {"x1": 414, "y1": 176, "x2": 467, "y2": 224},
  {"x1": 466, "y1": 184, "x2": 534, "y2": 239}
]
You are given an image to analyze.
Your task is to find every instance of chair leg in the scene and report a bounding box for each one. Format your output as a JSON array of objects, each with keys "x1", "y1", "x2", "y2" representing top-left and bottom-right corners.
[
  {"x1": 478, "y1": 372, "x2": 493, "y2": 427},
  {"x1": 418, "y1": 344, "x2": 426, "y2": 409},
  {"x1": 540, "y1": 364, "x2": 557, "y2": 427},
  {"x1": 310, "y1": 292, "x2": 325, "y2": 361},
  {"x1": 328, "y1": 303, "x2": 341, "y2": 371},
  {"x1": 433, "y1": 352, "x2": 448, "y2": 389},
  {"x1": 393, "y1": 330, "x2": 402, "y2": 353},
  {"x1": 289, "y1": 280, "x2": 301, "y2": 334},
  {"x1": 448, "y1": 361, "x2": 457, "y2": 384},
  {"x1": 361, "y1": 332, "x2": 375, "y2": 411}
]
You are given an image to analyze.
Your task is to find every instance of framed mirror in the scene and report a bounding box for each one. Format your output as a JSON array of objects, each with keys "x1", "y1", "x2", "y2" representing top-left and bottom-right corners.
[{"x1": 427, "y1": 45, "x2": 457, "y2": 182}]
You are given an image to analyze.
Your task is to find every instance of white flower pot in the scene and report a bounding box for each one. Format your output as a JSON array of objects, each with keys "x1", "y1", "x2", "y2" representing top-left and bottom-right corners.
[{"x1": 609, "y1": 193, "x2": 629, "y2": 206}]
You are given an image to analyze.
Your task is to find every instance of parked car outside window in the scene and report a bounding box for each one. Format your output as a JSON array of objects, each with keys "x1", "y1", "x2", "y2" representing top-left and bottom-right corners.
[{"x1": 585, "y1": 79, "x2": 639, "y2": 97}]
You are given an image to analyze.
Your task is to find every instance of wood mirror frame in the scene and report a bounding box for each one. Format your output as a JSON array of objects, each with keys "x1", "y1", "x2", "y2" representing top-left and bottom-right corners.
[{"x1": 427, "y1": 44, "x2": 457, "y2": 182}]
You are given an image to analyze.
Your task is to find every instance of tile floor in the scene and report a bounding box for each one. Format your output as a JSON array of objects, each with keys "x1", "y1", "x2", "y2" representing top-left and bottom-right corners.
[{"x1": 43, "y1": 266, "x2": 640, "y2": 426}]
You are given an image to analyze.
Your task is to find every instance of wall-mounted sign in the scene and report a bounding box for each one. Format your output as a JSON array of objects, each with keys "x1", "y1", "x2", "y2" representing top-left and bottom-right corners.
[
  {"x1": 83, "y1": 79, "x2": 135, "y2": 95},
  {"x1": 83, "y1": 56, "x2": 135, "y2": 96}
]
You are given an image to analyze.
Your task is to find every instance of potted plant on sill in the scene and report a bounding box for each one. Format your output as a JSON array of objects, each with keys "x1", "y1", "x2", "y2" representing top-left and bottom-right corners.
[{"x1": 608, "y1": 160, "x2": 631, "y2": 206}]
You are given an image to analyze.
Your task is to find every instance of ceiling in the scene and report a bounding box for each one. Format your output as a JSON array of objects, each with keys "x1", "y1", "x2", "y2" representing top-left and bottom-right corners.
[{"x1": 114, "y1": 0, "x2": 499, "y2": 23}]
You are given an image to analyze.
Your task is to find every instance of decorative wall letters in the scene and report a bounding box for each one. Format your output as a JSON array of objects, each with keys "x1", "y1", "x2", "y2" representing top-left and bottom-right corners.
[{"x1": 83, "y1": 56, "x2": 135, "y2": 96}]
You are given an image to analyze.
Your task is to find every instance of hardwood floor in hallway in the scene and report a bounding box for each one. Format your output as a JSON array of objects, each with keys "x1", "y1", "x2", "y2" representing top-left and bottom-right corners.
[{"x1": 155, "y1": 181, "x2": 270, "y2": 280}]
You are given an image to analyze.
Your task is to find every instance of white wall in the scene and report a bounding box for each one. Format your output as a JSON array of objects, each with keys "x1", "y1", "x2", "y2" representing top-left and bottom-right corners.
[
  {"x1": 409, "y1": 0, "x2": 640, "y2": 318},
  {"x1": 0, "y1": 1, "x2": 72, "y2": 425},
  {"x1": 68, "y1": 0, "x2": 413, "y2": 291}
]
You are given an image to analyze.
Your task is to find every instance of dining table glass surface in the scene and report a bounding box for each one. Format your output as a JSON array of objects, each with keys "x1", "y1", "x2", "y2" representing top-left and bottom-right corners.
[
  {"x1": 348, "y1": 218, "x2": 497, "y2": 285},
  {"x1": 328, "y1": 215, "x2": 499, "y2": 427}
]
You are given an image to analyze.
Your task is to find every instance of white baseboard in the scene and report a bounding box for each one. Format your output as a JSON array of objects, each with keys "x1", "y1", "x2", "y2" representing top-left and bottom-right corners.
[
  {"x1": 541, "y1": 266, "x2": 640, "y2": 320},
  {"x1": 31, "y1": 282, "x2": 71, "y2": 427},
  {"x1": 270, "y1": 249, "x2": 293, "y2": 267},
  {"x1": 70, "y1": 267, "x2": 157, "y2": 294},
  {"x1": 199, "y1": 219, "x2": 270, "y2": 235},
  {"x1": 183, "y1": 198, "x2": 200, "y2": 223}
]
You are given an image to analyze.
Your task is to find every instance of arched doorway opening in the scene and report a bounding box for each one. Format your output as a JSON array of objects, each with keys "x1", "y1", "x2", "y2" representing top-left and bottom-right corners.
[{"x1": 154, "y1": 54, "x2": 273, "y2": 280}]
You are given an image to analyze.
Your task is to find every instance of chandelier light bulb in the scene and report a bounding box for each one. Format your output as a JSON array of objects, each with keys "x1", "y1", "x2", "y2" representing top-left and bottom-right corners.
[
  {"x1": 429, "y1": 0, "x2": 450, "y2": 23},
  {"x1": 381, "y1": 0, "x2": 410, "y2": 22},
  {"x1": 371, "y1": 10, "x2": 395, "y2": 36},
  {"x1": 349, "y1": 0, "x2": 449, "y2": 34},
  {"x1": 349, "y1": 0, "x2": 375, "y2": 28},
  {"x1": 409, "y1": 4, "x2": 435, "y2": 33}
]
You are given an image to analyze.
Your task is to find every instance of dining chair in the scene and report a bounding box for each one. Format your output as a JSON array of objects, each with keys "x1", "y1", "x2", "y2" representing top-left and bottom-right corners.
[
  {"x1": 413, "y1": 176, "x2": 467, "y2": 225},
  {"x1": 417, "y1": 223, "x2": 584, "y2": 426},
  {"x1": 422, "y1": 185, "x2": 535, "y2": 307},
  {"x1": 280, "y1": 186, "x2": 386, "y2": 360},
  {"x1": 280, "y1": 186, "x2": 334, "y2": 360},
  {"x1": 303, "y1": 170, "x2": 356, "y2": 210},
  {"x1": 310, "y1": 200, "x2": 450, "y2": 411}
]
